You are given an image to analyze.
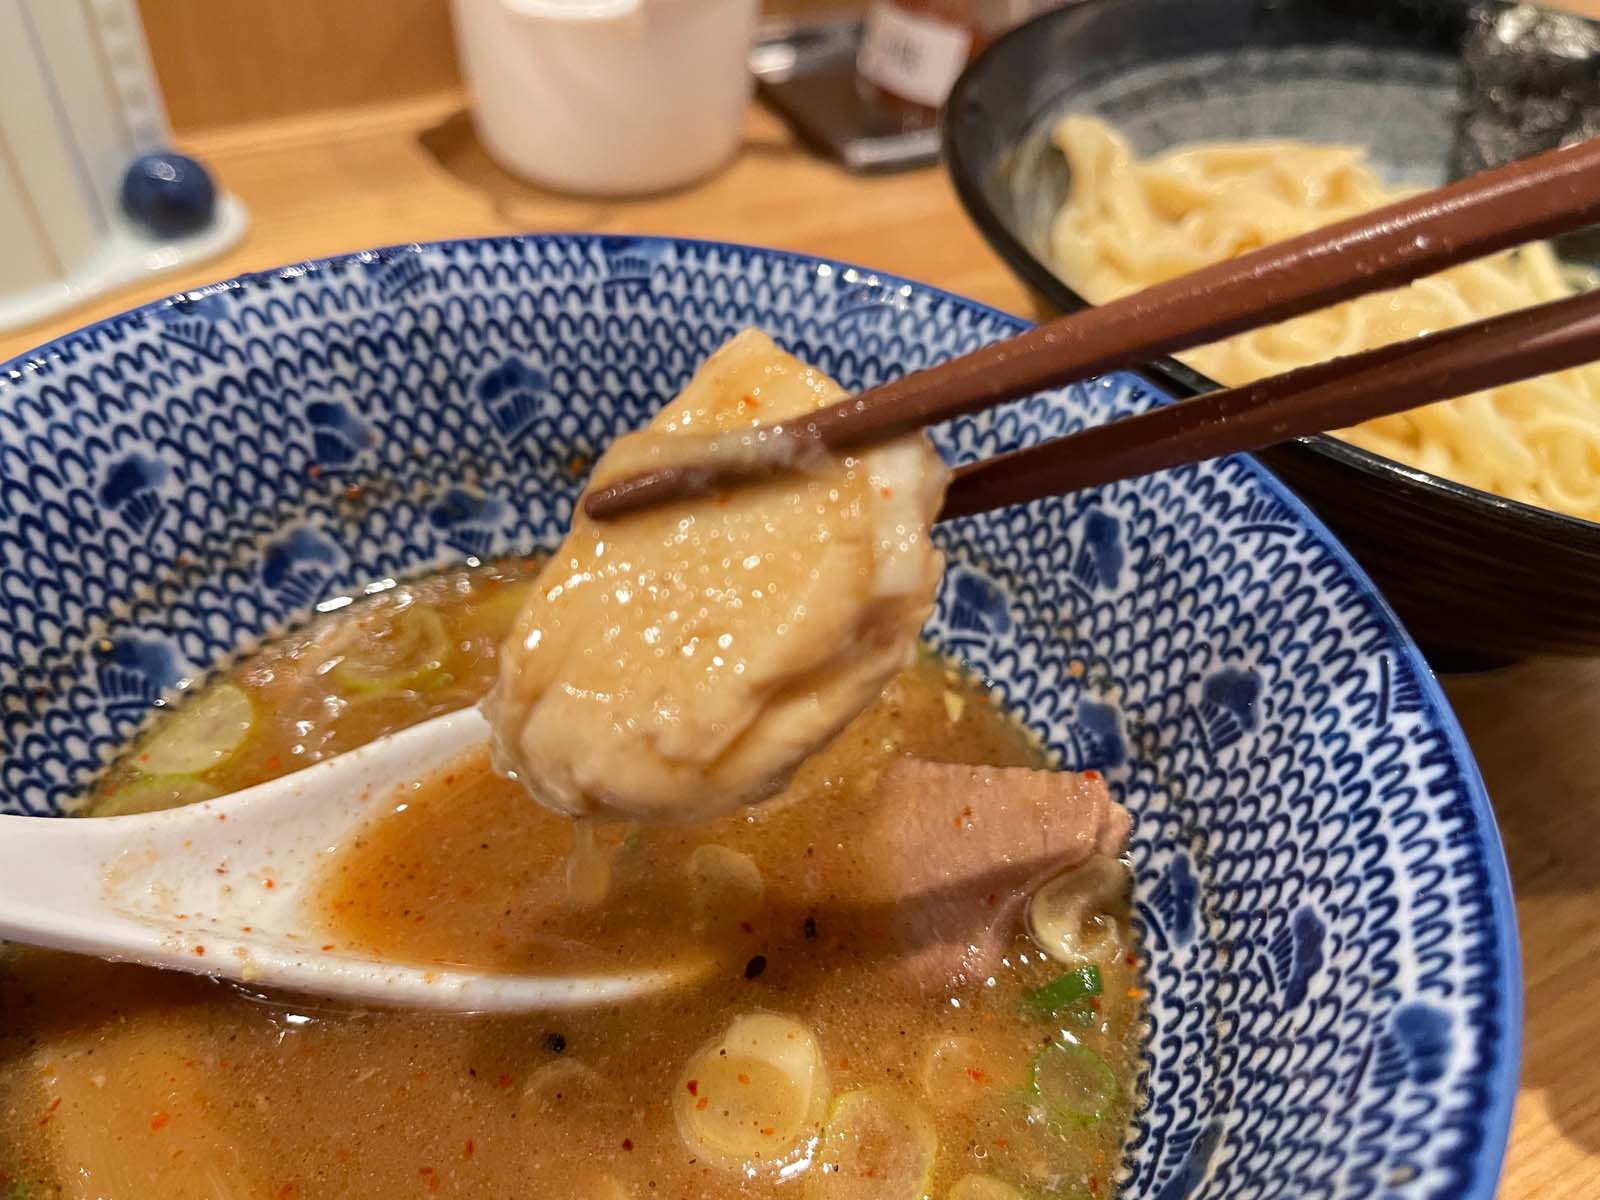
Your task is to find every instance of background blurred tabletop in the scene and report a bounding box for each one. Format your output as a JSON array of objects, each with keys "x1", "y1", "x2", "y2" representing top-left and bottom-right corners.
[{"x1": 2, "y1": 84, "x2": 1597, "y2": 1200}]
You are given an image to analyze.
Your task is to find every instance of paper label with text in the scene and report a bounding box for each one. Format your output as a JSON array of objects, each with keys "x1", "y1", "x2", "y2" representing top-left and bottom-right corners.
[{"x1": 856, "y1": 2, "x2": 972, "y2": 109}]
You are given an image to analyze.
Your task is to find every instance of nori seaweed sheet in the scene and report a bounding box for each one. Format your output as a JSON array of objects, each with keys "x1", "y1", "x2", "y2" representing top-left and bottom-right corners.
[{"x1": 1453, "y1": 2, "x2": 1600, "y2": 177}]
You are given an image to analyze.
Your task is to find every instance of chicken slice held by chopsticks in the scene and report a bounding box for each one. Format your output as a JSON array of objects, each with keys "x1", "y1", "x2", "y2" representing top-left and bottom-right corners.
[{"x1": 485, "y1": 330, "x2": 949, "y2": 824}]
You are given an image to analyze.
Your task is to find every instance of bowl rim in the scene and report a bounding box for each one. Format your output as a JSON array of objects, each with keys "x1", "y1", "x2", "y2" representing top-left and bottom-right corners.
[
  {"x1": 941, "y1": 1, "x2": 1600, "y2": 555},
  {"x1": 0, "y1": 230, "x2": 1523, "y2": 1196}
]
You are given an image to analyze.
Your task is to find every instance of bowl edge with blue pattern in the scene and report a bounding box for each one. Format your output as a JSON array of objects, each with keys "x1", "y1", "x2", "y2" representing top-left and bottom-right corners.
[{"x1": 0, "y1": 233, "x2": 1519, "y2": 1198}]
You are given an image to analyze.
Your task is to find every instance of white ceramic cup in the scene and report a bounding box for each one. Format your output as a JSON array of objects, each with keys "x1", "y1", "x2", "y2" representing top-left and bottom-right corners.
[{"x1": 449, "y1": 0, "x2": 758, "y2": 197}]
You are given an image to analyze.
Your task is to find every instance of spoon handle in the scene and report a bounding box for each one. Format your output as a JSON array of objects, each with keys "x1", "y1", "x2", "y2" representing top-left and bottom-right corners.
[
  {"x1": 0, "y1": 708, "x2": 704, "y2": 1011},
  {"x1": 0, "y1": 813, "x2": 162, "y2": 960}
]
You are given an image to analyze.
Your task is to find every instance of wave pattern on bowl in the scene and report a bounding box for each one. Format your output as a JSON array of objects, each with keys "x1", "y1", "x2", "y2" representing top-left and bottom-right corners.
[{"x1": 0, "y1": 234, "x2": 1515, "y2": 1199}]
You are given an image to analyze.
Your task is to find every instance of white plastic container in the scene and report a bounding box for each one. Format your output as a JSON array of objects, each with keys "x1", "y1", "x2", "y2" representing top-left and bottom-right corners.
[{"x1": 449, "y1": 0, "x2": 758, "y2": 197}]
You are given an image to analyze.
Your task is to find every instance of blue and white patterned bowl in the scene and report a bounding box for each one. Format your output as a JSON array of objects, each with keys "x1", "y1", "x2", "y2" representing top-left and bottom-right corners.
[{"x1": 0, "y1": 235, "x2": 1517, "y2": 1198}]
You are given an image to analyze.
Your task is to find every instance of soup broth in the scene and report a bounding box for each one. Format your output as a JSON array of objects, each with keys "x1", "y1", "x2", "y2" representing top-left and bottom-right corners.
[{"x1": 0, "y1": 564, "x2": 1143, "y2": 1199}]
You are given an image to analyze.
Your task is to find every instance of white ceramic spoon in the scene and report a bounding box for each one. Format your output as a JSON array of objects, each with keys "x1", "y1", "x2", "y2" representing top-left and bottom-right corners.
[{"x1": 0, "y1": 706, "x2": 704, "y2": 1011}]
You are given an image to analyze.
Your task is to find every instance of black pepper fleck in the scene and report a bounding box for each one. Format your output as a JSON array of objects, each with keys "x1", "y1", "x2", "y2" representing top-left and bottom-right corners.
[
  {"x1": 744, "y1": 955, "x2": 767, "y2": 980},
  {"x1": 802, "y1": 916, "x2": 818, "y2": 939},
  {"x1": 543, "y1": 1032, "x2": 567, "y2": 1054}
]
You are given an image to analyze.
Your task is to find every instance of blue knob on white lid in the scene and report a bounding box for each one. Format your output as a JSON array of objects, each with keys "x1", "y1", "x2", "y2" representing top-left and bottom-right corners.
[{"x1": 120, "y1": 151, "x2": 218, "y2": 239}]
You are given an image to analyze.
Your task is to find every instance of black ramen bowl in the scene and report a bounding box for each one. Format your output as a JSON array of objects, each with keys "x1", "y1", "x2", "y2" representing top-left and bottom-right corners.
[{"x1": 943, "y1": 0, "x2": 1600, "y2": 662}]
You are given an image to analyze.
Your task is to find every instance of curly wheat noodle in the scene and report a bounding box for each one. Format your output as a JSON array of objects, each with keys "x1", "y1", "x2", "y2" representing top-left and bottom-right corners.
[{"x1": 1049, "y1": 114, "x2": 1600, "y2": 521}]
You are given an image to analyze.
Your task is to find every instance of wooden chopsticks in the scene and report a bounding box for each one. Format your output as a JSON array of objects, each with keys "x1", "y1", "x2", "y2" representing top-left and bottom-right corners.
[
  {"x1": 941, "y1": 284, "x2": 1600, "y2": 520},
  {"x1": 584, "y1": 134, "x2": 1600, "y2": 522}
]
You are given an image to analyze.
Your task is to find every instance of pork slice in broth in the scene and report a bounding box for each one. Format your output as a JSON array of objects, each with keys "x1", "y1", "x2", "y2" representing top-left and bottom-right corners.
[{"x1": 845, "y1": 761, "x2": 1130, "y2": 995}]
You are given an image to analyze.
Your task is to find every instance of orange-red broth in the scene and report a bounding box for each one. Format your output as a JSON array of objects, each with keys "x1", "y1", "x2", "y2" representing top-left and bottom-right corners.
[{"x1": 0, "y1": 563, "x2": 1142, "y2": 1199}]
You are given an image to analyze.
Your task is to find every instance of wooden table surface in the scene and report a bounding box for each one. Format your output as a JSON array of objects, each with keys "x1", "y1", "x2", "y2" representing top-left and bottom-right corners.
[{"x1": 3, "y1": 92, "x2": 1596, "y2": 1199}]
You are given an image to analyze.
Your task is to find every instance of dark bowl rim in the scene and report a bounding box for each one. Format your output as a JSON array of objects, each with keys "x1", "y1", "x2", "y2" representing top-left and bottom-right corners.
[{"x1": 941, "y1": 0, "x2": 1600, "y2": 556}]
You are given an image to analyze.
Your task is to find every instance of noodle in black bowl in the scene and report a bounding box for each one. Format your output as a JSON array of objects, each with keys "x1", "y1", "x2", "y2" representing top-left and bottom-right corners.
[{"x1": 944, "y1": 0, "x2": 1600, "y2": 662}]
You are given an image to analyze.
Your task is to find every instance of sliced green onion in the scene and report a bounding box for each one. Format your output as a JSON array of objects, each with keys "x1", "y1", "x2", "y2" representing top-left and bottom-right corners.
[
  {"x1": 1028, "y1": 858, "x2": 1129, "y2": 967},
  {"x1": 1029, "y1": 1042, "x2": 1118, "y2": 1124},
  {"x1": 330, "y1": 605, "x2": 452, "y2": 695},
  {"x1": 806, "y1": 1088, "x2": 937, "y2": 1200},
  {"x1": 93, "y1": 774, "x2": 222, "y2": 817},
  {"x1": 523, "y1": 1057, "x2": 605, "y2": 1110},
  {"x1": 137, "y1": 683, "x2": 254, "y2": 776},
  {"x1": 1026, "y1": 965, "x2": 1103, "y2": 1016},
  {"x1": 674, "y1": 1013, "x2": 826, "y2": 1167},
  {"x1": 470, "y1": 578, "x2": 536, "y2": 636},
  {"x1": 947, "y1": 1175, "x2": 1030, "y2": 1200},
  {"x1": 685, "y1": 844, "x2": 764, "y2": 929}
]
